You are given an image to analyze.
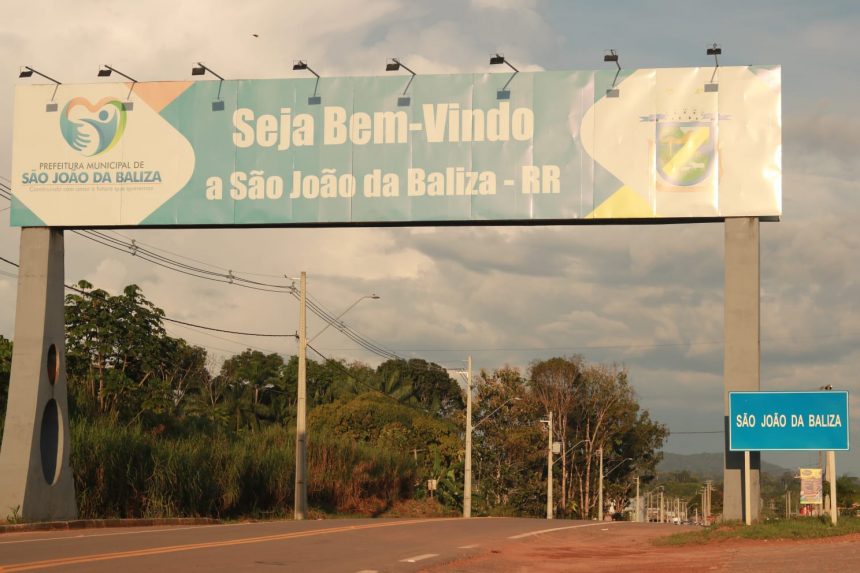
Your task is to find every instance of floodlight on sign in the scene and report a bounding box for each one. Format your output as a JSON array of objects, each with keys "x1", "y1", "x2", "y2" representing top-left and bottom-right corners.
[
  {"x1": 604, "y1": 50, "x2": 621, "y2": 98},
  {"x1": 18, "y1": 66, "x2": 62, "y2": 111},
  {"x1": 293, "y1": 61, "x2": 321, "y2": 105},
  {"x1": 189, "y1": 63, "x2": 227, "y2": 111},
  {"x1": 489, "y1": 54, "x2": 518, "y2": 100},
  {"x1": 705, "y1": 43, "x2": 721, "y2": 92},
  {"x1": 97, "y1": 66, "x2": 139, "y2": 111},
  {"x1": 386, "y1": 58, "x2": 416, "y2": 106}
]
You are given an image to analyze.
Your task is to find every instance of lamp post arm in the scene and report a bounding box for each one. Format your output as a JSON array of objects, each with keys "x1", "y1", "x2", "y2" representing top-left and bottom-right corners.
[
  {"x1": 604, "y1": 457, "x2": 634, "y2": 476},
  {"x1": 473, "y1": 396, "x2": 520, "y2": 430},
  {"x1": 309, "y1": 294, "x2": 377, "y2": 343}
]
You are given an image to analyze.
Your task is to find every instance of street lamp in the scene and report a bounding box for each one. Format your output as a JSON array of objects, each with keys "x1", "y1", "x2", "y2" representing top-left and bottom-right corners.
[
  {"x1": 819, "y1": 384, "x2": 837, "y2": 525},
  {"x1": 309, "y1": 294, "x2": 380, "y2": 343},
  {"x1": 598, "y1": 452, "x2": 633, "y2": 521},
  {"x1": 293, "y1": 276, "x2": 380, "y2": 521},
  {"x1": 473, "y1": 396, "x2": 521, "y2": 430},
  {"x1": 540, "y1": 412, "x2": 554, "y2": 520}
]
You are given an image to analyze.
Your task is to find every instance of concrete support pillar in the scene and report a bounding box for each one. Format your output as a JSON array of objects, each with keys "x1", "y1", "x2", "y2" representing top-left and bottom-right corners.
[
  {"x1": 0, "y1": 227, "x2": 77, "y2": 521},
  {"x1": 723, "y1": 217, "x2": 761, "y2": 522}
]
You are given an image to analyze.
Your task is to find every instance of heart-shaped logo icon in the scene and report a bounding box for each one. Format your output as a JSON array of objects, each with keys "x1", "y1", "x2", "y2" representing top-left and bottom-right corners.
[{"x1": 60, "y1": 97, "x2": 127, "y2": 157}]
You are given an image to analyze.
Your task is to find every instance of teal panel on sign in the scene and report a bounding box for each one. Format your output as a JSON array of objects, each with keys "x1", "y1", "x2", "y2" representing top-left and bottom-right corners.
[
  {"x1": 9, "y1": 68, "x2": 782, "y2": 227},
  {"x1": 729, "y1": 391, "x2": 850, "y2": 451}
]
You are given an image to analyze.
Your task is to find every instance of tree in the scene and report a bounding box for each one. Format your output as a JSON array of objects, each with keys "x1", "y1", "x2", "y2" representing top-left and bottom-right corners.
[
  {"x1": 64, "y1": 281, "x2": 210, "y2": 429},
  {"x1": 375, "y1": 358, "x2": 465, "y2": 416},
  {"x1": 283, "y1": 355, "x2": 366, "y2": 409},
  {"x1": 529, "y1": 356, "x2": 583, "y2": 515},
  {"x1": 308, "y1": 392, "x2": 461, "y2": 499},
  {"x1": 564, "y1": 363, "x2": 668, "y2": 519},
  {"x1": 836, "y1": 475, "x2": 860, "y2": 512},
  {"x1": 472, "y1": 366, "x2": 546, "y2": 516},
  {"x1": 215, "y1": 350, "x2": 287, "y2": 432},
  {"x1": 65, "y1": 281, "x2": 170, "y2": 416}
]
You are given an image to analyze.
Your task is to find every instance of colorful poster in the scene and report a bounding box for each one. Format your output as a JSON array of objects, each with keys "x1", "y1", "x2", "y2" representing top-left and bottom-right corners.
[
  {"x1": 800, "y1": 468, "x2": 823, "y2": 505},
  {"x1": 10, "y1": 67, "x2": 781, "y2": 227}
]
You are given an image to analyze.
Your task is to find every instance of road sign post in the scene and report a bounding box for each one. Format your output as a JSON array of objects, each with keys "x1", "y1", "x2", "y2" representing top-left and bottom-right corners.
[{"x1": 730, "y1": 391, "x2": 849, "y2": 526}]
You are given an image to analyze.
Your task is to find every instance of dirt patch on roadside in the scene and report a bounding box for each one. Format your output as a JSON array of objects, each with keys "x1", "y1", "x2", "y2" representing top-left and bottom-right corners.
[{"x1": 420, "y1": 523, "x2": 860, "y2": 573}]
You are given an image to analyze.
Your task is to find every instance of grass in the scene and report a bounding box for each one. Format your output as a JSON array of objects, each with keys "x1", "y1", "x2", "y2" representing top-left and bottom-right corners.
[
  {"x1": 654, "y1": 517, "x2": 860, "y2": 546},
  {"x1": 71, "y1": 420, "x2": 416, "y2": 520}
]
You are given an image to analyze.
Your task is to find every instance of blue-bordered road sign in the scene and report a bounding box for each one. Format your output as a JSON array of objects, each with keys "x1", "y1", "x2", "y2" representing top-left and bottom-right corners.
[{"x1": 729, "y1": 391, "x2": 850, "y2": 451}]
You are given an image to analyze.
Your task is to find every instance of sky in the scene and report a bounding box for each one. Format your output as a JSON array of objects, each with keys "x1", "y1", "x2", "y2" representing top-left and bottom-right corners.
[{"x1": 1, "y1": 0, "x2": 858, "y2": 475}]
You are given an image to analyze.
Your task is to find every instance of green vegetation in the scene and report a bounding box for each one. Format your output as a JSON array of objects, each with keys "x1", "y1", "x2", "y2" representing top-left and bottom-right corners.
[
  {"x1": 0, "y1": 281, "x2": 668, "y2": 520},
  {"x1": 73, "y1": 421, "x2": 414, "y2": 518},
  {"x1": 473, "y1": 360, "x2": 667, "y2": 519},
  {"x1": 654, "y1": 517, "x2": 860, "y2": 546}
]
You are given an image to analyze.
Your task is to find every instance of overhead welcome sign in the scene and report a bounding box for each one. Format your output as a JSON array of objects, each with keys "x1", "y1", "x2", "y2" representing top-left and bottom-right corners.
[
  {"x1": 10, "y1": 66, "x2": 781, "y2": 227},
  {"x1": 729, "y1": 391, "x2": 850, "y2": 451}
]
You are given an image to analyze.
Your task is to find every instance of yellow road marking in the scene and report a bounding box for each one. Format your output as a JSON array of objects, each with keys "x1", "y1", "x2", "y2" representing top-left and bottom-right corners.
[{"x1": 1, "y1": 519, "x2": 445, "y2": 572}]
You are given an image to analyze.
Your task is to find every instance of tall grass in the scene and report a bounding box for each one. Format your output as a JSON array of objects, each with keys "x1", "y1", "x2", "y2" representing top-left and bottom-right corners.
[{"x1": 72, "y1": 420, "x2": 416, "y2": 519}]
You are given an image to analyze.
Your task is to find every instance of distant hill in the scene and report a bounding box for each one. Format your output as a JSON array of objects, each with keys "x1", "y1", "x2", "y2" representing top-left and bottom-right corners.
[{"x1": 657, "y1": 452, "x2": 791, "y2": 480}]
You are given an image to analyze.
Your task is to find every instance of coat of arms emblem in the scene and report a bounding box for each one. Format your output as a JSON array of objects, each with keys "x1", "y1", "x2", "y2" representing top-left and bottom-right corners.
[{"x1": 656, "y1": 119, "x2": 715, "y2": 191}]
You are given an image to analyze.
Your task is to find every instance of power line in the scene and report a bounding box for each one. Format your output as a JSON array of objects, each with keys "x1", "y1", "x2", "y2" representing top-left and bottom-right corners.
[
  {"x1": 166, "y1": 321, "x2": 289, "y2": 356},
  {"x1": 0, "y1": 187, "x2": 406, "y2": 362},
  {"x1": 105, "y1": 229, "x2": 288, "y2": 279},
  {"x1": 0, "y1": 255, "x2": 297, "y2": 339},
  {"x1": 60, "y1": 225, "x2": 406, "y2": 361},
  {"x1": 670, "y1": 431, "x2": 724, "y2": 435}
]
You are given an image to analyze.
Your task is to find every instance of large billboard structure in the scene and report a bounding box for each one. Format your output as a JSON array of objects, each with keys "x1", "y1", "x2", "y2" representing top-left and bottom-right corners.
[
  {"x1": 2, "y1": 64, "x2": 781, "y2": 524},
  {"x1": 10, "y1": 66, "x2": 781, "y2": 227}
]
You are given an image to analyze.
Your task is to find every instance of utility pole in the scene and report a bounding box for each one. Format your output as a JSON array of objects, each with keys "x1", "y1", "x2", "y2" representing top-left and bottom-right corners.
[
  {"x1": 547, "y1": 411, "x2": 553, "y2": 519},
  {"x1": 464, "y1": 355, "x2": 473, "y2": 518},
  {"x1": 704, "y1": 480, "x2": 712, "y2": 525},
  {"x1": 598, "y1": 447, "x2": 604, "y2": 521},
  {"x1": 294, "y1": 272, "x2": 307, "y2": 520},
  {"x1": 635, "y1": 475, "x2": 640, "y2": 523}
]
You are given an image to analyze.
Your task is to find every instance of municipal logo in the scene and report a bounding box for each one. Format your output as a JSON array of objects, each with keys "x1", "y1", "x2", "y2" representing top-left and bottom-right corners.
[
  {"x1": 656, "y1": 120, "x2": 715, "y2": 187},
  {"x1": 60, "y1": 97, "x2": 127, "y2": 157}
]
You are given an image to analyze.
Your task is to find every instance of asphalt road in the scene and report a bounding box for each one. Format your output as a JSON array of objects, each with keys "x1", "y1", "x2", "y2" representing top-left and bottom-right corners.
[{"x1": 0, "y1": 517, "x2": 610, "y2": 572}]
